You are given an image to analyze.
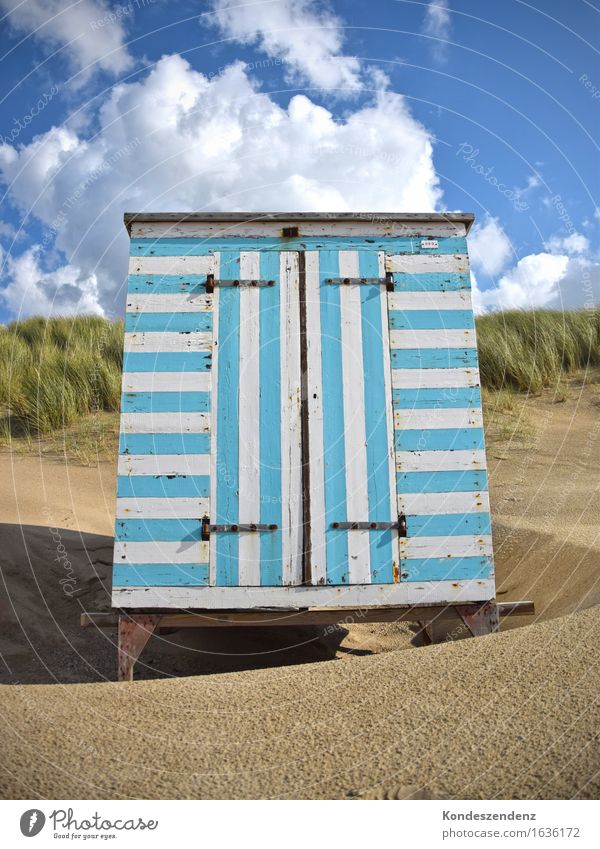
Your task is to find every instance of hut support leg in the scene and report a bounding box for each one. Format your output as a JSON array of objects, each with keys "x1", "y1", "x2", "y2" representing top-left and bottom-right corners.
[
  {"x1": 118, "y1": 615, "x2": 161, "y2": 681},
  {"x1": 456, "y1": 601, "x2": 499, "y2": 637}
]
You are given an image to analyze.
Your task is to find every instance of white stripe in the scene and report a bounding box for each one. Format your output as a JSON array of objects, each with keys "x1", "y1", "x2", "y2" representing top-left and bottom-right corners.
[
  {"x1": 118, "y1": 454, "x2": 210, "y2": 476},
  {"x1": 237, "y1": 252, "x2": 261, "y2": 586},
  {"x1": 396, "y1": 449, "x2": 487, "y2": 473},
  {"x1": 385, "y1": 254, "x2": 469, "y2": 274},
  {"x1": 398, "y1": 491, "x2": 490, "y2": 515},
  {"x1": 116, "y1": 497, "x2": 209, "y2": 519},
  {"x1": 131, "y1": 221, "x2": 467, "y2": 239},
  {"x1": 388, "y1": 290, "x2": 472, "y2": 310},
  {"x1": 399, "y1": 534, "x2": 493, "y2": 559},
  {"x1": 113, "y1": 578, "x2": 497, "y2": 609},
  {"x1": 280, "y1": 251, "x2": 303, "y2": 586},
  {"x1": 122, "y1": 372, "x2": 210, "y2": 392},
  {"x1": 124, "y1": 331, "x2": 211, "y2": 352},
  {"x1": 126, "y1": 293, "x2": 213, "y2": 313},
  {"x1": 339, "y1": 251, "x2": 371, "y2": 584},
  {"x1": 394, "y1": 407, "x2": 483, "y2": 430},
  {"x1": 392, "y1": 368, "x2": 480, "y2": 389},
  {"x1": 114, "y1": 540, "x2": 210, "y2": 565},
  {"x1": 380, "y1": 251, "x2": 401, "y2": 575},
  {"x1": 209, "y1": 253, "x2": 220, "y2": 586},
  {"x1": 305, "y1": 251, "x2": 327, "y2": 586},
  {"x1": 390, "y1": 328, "x2": 475, "y2": 349},
  {"x1": 120, "y1": 412, "x2": 210, "y2": 433},
  {"x1": 129, "y1": 255, "x2": 214, "y2": 275}
]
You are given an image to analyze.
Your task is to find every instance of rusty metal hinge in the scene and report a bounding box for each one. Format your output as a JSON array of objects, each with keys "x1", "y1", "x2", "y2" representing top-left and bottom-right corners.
[
  {"x1": 205, "y1": 274, "x2": 275, "y2": 293},
  {"x1": 202, "y1": 518, "x2": 278, "y2": 540},
  {"x1": 330, "y1": 516, "x2": 408, "y2": 534}
]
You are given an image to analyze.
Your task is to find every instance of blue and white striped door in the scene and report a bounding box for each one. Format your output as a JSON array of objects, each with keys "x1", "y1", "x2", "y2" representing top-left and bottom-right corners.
[
  {"x1": 211, "y1": 251, "x2": 303, "y2": 586},
  {"x1": 305, "y1": 250, "x2": 400, "y2": 585}
]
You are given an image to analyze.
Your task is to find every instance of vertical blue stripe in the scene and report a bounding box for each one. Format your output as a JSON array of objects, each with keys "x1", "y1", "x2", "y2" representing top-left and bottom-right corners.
[
  {"x1": 215, "y1": 251, "x2": 240, "y2": 586},
  {"x1": 259, "y1": 251, "x2": 283, "y2": 585},
  {"x1": 359, "y1": 252, "x2": 394, "y2": 584},
  {"x1": 319, "y1": 250, "x2": 349, "y2": 584}
]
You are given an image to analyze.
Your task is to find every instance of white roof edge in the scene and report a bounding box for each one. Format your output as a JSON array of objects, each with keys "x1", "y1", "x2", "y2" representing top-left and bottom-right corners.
[{"x1": 124, "y1": 211, "x2": 475, "y2": 235}]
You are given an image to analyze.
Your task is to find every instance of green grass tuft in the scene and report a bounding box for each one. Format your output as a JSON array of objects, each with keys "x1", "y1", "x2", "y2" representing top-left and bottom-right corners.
[{"x1": 0, "y1": 315, "x2": 123, "y2": 440}]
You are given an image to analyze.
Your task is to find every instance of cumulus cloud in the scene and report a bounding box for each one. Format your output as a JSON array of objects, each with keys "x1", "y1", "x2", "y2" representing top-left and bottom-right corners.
[
  {"x1": 422, "y1": 0, "x2": 452, "y2": 63},
  {"x1": 476, "y1": 253, "x2": 570, "y2": 312},
  {"x1": 0, "y1": 244, "x2": 103, "y2": 318},
  {"x1": 0, "y1": 0, "x2": 133, "y2": 78},
  {"x1": 468, "y1": 216, "x2": 513, "y2": 276},
  {"x1": 208, "y1": 0, "x2": 364, "y2": 91},
  {"x1": 0, "y1": 54, "x2": 441, "y2": 316},
  {"x1": 545, "y1": 231, "x2": 590, "y2": 256}
]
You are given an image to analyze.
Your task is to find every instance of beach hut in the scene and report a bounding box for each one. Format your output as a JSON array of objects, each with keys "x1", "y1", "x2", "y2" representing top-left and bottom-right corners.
[{"x1": 106, "y1": 212, "x2": 507, "y2": 678}]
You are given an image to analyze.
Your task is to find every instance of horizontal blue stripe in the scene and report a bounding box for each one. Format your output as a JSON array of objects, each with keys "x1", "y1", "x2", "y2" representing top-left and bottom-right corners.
[
  {"x1": 123, "y1": 352, "x2": 212, "y2": 372},
  {"x1": 395, "y1": 427, "x2": 485, "y2": 451},
  {"x1": 391, "y1": 348, "x2": 479, "y2": 369},
  {"x1": 389, "y1": 309, "x2": 474, "y2": 330},
  {"x1": 403, "y1": 556, "x2": 492, "y2": 582},
  {"x1": 120, "y1": 433, "x2": 210, "y2": 454},
  {"x1": 131, "y1": 237, "x2": 467, "y2": 255},
  {"x1": 121, "y1": 391, "x2": 210, "y2": 413},
  {"x1": 405, "y1": 512, "x2": 491, "y2": 537},
  {"x1": 397, "y1": 469, "x2": 488, "y2": 493},
  {"x1": 390, "y1": 273, "x2": 471, "y2": 291},
  {"x1": 125, "y1": 312, "x2": 212, "y2": 332},
  {"x1": 115, "y1": 518, "x2": 202, "y2": 542},
  {"x1": 113, "y1": 563, "x2": 209, "y2": 587},
  {"x1": 117, "y1": 475, "x2": 210, "y2": 498},
  {"x1": 128, "y1": 275, "x2": 209, "y2": 294},
  {"x1": 393, "y1": 387, "x2": 481, "y2": 408}
]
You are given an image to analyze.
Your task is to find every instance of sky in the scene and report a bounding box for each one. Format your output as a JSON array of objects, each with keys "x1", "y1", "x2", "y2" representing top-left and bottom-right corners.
[{"x1": 0, "y1": 0, "x2": 598, "y2": 321}]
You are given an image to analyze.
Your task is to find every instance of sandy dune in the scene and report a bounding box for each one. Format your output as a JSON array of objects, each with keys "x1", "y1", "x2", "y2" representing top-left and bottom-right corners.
[
  {"x1": 1, "y1": 606, "x2": 598, "y2": 799},
  {"x1": 0, "y1": 383, "x2": 599, "y2": 797}
]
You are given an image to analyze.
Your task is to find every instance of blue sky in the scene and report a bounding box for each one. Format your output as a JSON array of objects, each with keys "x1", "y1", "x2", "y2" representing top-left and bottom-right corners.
[{"x1": 0, "y1": 0, "x2": 598, "y2": 320}]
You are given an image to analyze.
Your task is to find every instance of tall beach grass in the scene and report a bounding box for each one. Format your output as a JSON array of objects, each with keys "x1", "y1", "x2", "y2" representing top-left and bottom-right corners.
[
  {"x1": 0, "y1": 316, "x2": 123, "y2": 440},
  {"x1": 0, "y1": 309, "x2": 598, "y2": 443},
  {"x1": 477, "y1": 309, "x2": 600, "y2": 392}
]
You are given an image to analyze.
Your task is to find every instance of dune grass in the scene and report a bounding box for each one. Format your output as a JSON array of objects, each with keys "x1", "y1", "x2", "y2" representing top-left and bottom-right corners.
[
  {"x1": 476, "y1": 309, "x2": 600, "y2": 393},
  {"x1": 0, "y1": 309, "x2": 598, "y2": 457},
  {"x1": 0, "y1": 316, "x2": 123, "y2": 445}
]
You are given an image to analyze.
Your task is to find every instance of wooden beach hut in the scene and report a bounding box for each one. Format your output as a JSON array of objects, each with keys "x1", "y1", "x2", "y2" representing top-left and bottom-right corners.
[{"x1": 97, "y1": 213, "x2": 525, "y2": 679}]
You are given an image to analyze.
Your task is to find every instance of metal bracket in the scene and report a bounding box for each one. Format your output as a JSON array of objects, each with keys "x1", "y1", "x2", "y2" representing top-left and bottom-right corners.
[
  {"x1": 331, "y1": 515, "x2": 408, "y2": 534},
  {"x1": 202, "y1": 519, "x2": 278, "y2": 540},
  {"x1": 205, "y1": 274, "x2": 275, "y2": 294},
  {"x1": 325, "y1": 277, "x2": 384, "y2": 285}
]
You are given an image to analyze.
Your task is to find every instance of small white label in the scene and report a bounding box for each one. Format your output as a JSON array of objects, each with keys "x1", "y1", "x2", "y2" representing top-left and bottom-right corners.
[{"x1": 420, "y1": 239, "x2": 438, "y2": 249}]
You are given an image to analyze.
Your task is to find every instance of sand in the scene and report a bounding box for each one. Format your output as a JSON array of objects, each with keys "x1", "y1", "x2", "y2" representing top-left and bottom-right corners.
[
  {"x1": 1, "y1": 606, "x2": 599, "y2": 799},
  {"x1": 0, "y1": 381, "x2": 599, "y2": 797}
]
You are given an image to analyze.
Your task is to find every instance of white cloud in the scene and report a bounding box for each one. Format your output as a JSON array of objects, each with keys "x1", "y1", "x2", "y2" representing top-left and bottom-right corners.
[
  {"x1": 422, "y1": 0, "x2": 452, "y2": 63},
  {"x1": 0, "y1": 244, "x2": 103, "y2": 318},
  {"x1": 545, "y1": 231, "x2": 590, "y2": 255},
  {"x1": 0, "y1": 0, "x2": 133, "y2": 78},
  {"x1": 0, "y1": 54, "x2": 441, "y2": 316},
  {"x1": 477, "y1": 252, "x2": 570, "y2": 312},
  {"x1": 208, "y1": 0, "x2": 364, "y2": 91},
  {"x1": 468, "y1": 216, "x2": 513, "y2": 276}
]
